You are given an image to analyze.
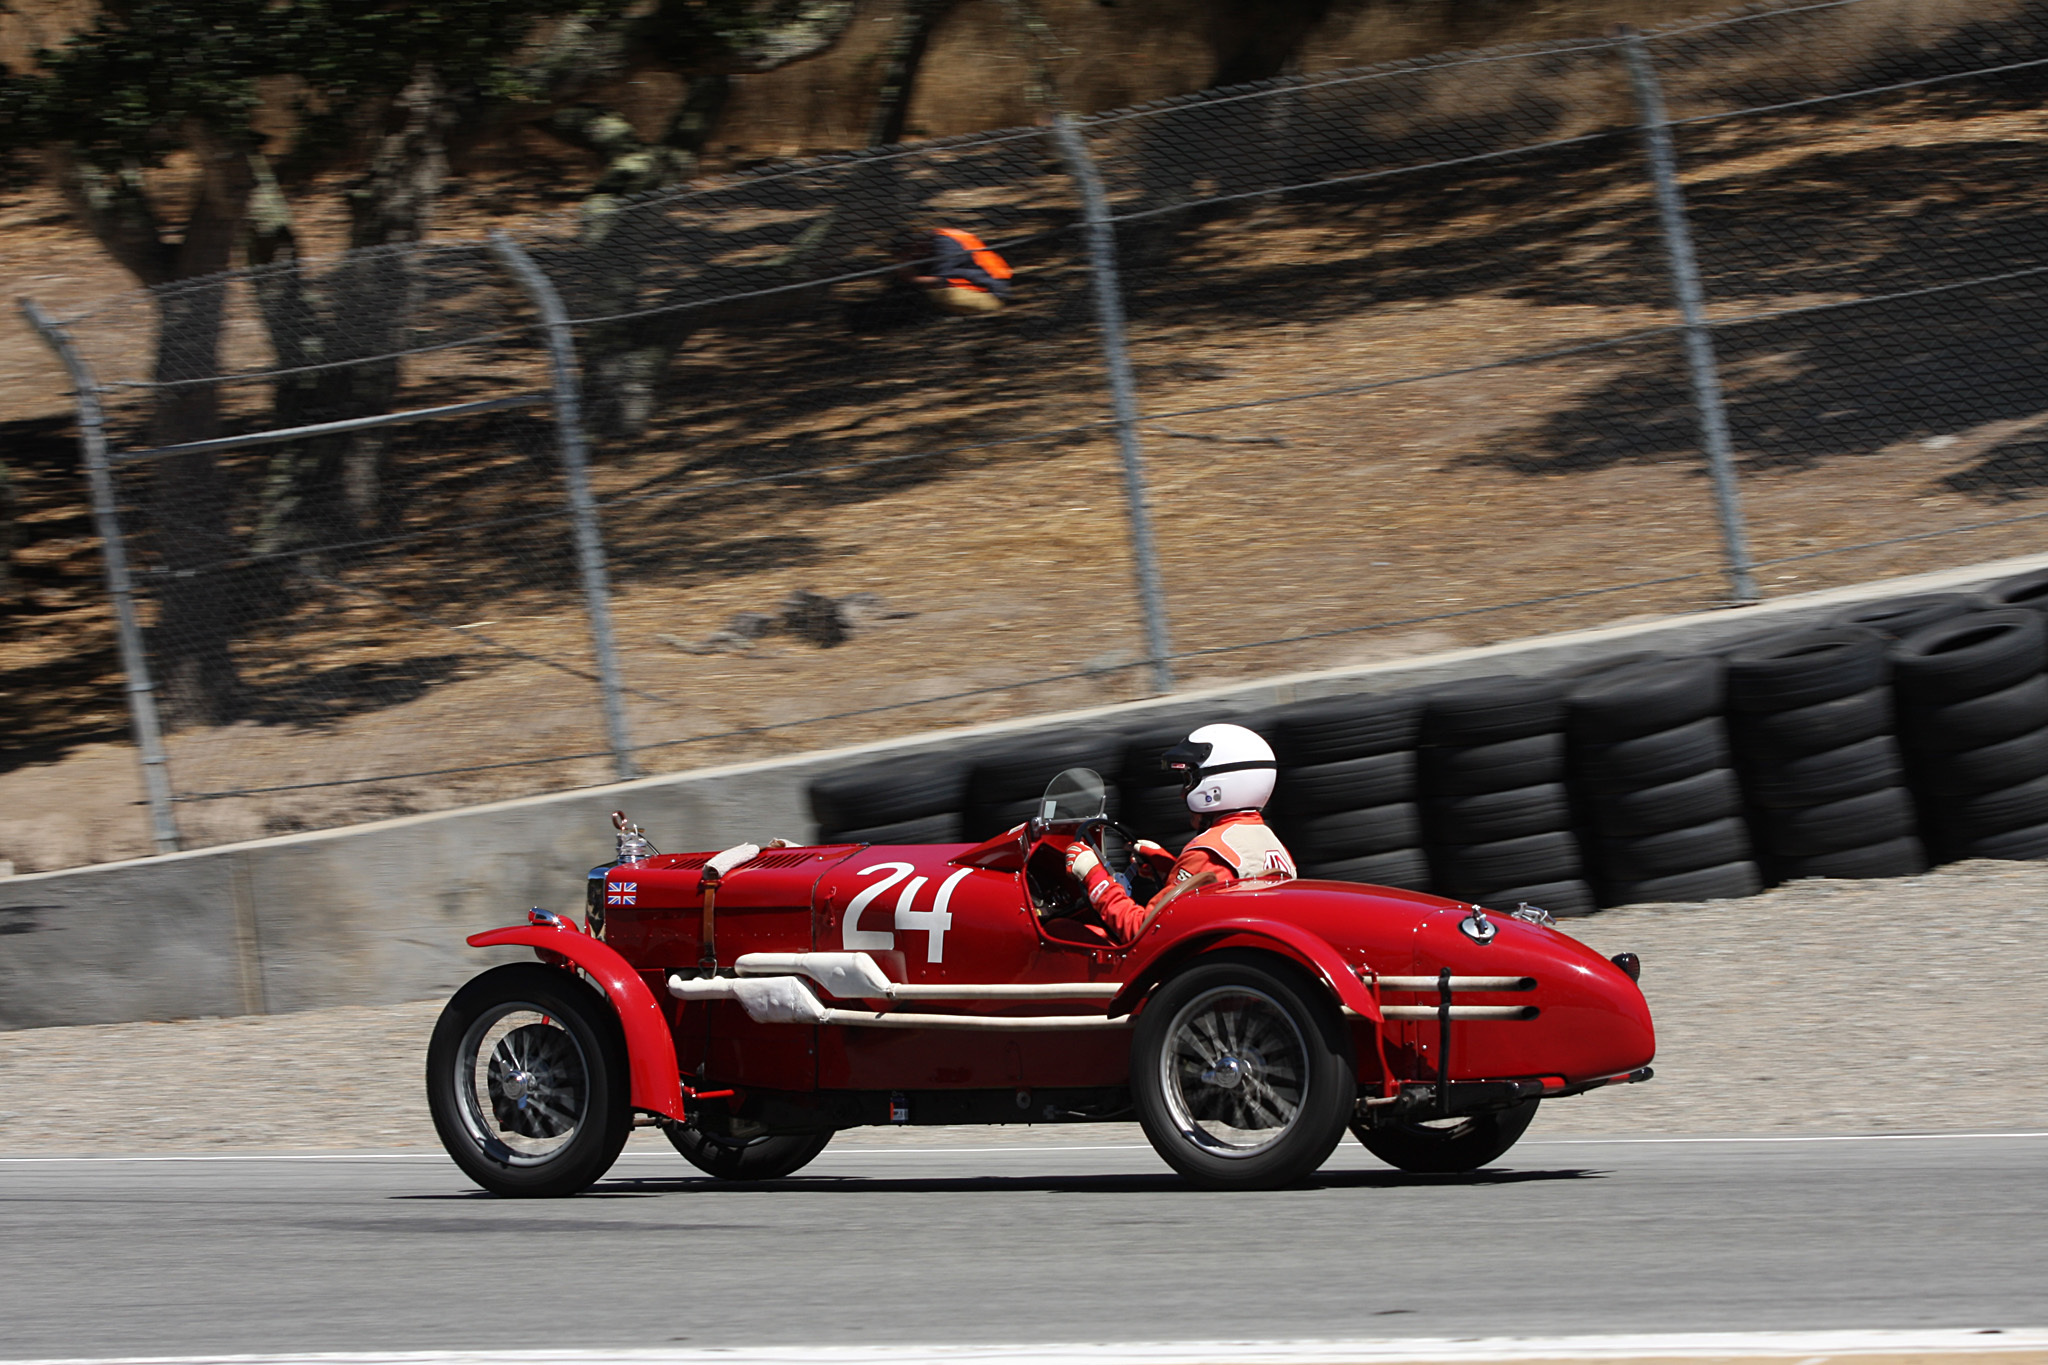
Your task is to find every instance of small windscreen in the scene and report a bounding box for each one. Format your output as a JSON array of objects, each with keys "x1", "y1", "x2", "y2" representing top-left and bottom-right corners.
[{"x1": 1039, "y1": 767, "x2": 1107, "y2": 823}]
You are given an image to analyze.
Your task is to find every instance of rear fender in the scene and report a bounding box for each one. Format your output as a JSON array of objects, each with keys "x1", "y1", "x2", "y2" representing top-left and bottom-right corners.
[
  {"x1": 1109, "y1": 917, "x2": 1382, "y2": 1024},
  {"x1": 467, "y1": 925, "x2": 684, "y2": 1121}
]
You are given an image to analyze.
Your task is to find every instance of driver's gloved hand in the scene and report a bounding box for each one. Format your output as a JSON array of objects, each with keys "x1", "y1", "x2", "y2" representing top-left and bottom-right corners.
[
  {"x1": 1130, "y1": 839, "x2": 1173, "y2": 872},
  {"x1": 1065, "y1": 843, "x2": 1102, "y2": 882}
]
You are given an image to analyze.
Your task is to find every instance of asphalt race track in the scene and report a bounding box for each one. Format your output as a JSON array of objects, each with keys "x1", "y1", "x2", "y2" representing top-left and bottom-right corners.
[{"x1": 3, "y1": 1131, "x2": 2044, "y2": 1360}]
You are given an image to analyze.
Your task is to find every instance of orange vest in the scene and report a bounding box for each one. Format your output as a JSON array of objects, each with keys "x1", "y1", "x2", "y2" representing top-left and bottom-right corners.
[
  {"x1": 933, "y1": 227, "x2": 1013, "y2": 294},
  {"x1": 1182, "y1": 812, "x2": 1297, "y2": 883}
]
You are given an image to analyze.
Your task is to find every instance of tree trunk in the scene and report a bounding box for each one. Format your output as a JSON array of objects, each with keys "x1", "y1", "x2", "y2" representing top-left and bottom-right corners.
[{"x1": 250, "y1": 65, "x2": 452, "y2": 559}]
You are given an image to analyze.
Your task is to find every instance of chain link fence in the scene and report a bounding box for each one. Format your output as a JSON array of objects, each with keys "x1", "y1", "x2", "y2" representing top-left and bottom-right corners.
[{"x1": 23, "y1": 0, "x2": 2048, "y2": 857}]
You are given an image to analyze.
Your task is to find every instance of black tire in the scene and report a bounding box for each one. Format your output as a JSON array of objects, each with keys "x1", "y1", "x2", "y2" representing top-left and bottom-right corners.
[
  {"x1": 1422, "y1": 733, "x2": 1565, "y2": 797},
  {"x1": 1299, "y1": 847, "x2": 1433, "y2": 889},
  {"x1": 1434, "y1": 830, "x2": 1582, "y2": 894},
  {"x1": 1766, "y1": 786, "x2": 1917, "y2": 858},
  {"x1": 1726, "y1": 627, "x2": 1889, "y2": 712},
  {"x1": 1565, "y1": 655, "x2": 1723, "y2": 745},
  {"x1": 1428, "y1": 783, "x2": 1573, "y2": 844},
  {"x1": 1420, "y1": 676, "x2": 1566, "y2": 745},
  {"x1": 1286, "y1": 803, "x2": 1421, "y2": 862},
  {"x1": 1277, "y1": 751, "x2": 1417, "y2": 816},
  {"x1": 1572, "y1": 717, "x2": 1728, "y2": 794},
  {"x1": 1954, "y1": 822, "x2": 2048, "y2": 860},
  {"x1": 1976, "y1": 566, "x2": 2048, "y2": 614},
  {"x1": 1744, "y1": 735, "x2": 1906, "y2": 809},
  {"x1": 1907, "y1": 674, "x2": 2048, "y2": 750},
  {"x1": 1477, "y1": 879, "x2": 1598, "y2": 917},
  {"x1": 965, "y1": 734, "x2": 1125, "y2": 831},
  {"x1": 1829, "y1": 592, "x2": 1976, "y2": 640},
  {"x1": 1776, "y1": 835, "x2": 1927, "y2": 881},
  {"x1": 1131, "y1": 951, "x2": 1355, "y2": 1190},
  {"x1": 1740, "y1": 687, "x2": 1893, "y2": 758},
  {"x1": 1943, "y1": 772, "x2": 2048, "y2": 837},
  {"x1": 809, "y1": 755, "x2": 967, "y2": 832},
  {"x1": 426, "y1": 964, "x2": 632, "y2": 1198},
  {"x1": 1264, "y1": 692, "x2": 1422, "y2": 765},
  {"x1": 1891, "y1": 610, "x2": 2045, "y2": 706},
  {"x1": 1922, "y1": 726, "x2": 2048, "y2": 797},
  {"x1": 1607, "y1": 861, "x2": 1762, "y2": 906},
  {"x1": 823, "y1": 812, "x2": 963, "y2": 845},
  {"x1": 1594, "y1": 816, "x2": 1751, "y2": 881},
  {"x1": 1590, "y1": 768, "x2": 1743, "y2": 838},
  {"x1": 1354, "y1": 1097, "x2": 1540, "y2": 1174},
  {"x1": 665, "y1": 1125, "x2": 834, "y2": 1180}
]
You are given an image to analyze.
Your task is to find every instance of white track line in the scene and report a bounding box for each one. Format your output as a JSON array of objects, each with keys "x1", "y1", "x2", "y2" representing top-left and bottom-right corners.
[{"x1": 10, "y1": 1328, "x2": 2048, "y2": 1365}]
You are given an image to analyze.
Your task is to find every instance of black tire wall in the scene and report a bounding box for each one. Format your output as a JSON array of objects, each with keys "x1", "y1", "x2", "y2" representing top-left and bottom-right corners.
[{"x1": 1565, "y1": 655, "x2": 1761, "y2": 907}]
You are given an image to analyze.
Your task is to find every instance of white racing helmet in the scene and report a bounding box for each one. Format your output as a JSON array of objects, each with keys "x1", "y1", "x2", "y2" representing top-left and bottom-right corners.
[{"x1": 1162, "y1": 723, "x2": 1277, "y2": 816}]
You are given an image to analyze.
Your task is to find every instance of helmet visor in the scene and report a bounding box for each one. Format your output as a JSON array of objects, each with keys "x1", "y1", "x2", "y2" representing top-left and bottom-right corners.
[{"x1": 1160, "y1": 739, "x2": 1212, "y2": 794}]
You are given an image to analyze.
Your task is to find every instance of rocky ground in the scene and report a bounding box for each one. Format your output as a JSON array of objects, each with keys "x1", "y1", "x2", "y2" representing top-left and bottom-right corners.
[{"x1": 4, "y1": 859, "x2": 2043, "y2": 1158}]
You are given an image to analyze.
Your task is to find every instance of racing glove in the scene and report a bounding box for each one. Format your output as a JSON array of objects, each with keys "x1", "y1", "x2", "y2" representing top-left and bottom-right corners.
[
  {"x1": 1130, "y1": 839, "x2": 1173, "y2": 873},
  {"x1": 1065, "y1": 843, "x2": 1102, "y2": 882}
]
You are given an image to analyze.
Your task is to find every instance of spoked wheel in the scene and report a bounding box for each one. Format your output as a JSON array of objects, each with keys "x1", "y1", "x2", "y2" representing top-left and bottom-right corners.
[
  {"x1": 1354, "y1": 1097, "x2": 1541, "y2": 1174},
  {"x1": 426, "y1": 964, "x2": 631, "y2": 1197},
  {"x1": 665, "y1": 1125, "x2": 834, "y2": 1180},
  {"x1": 1131, "y1": 951, "x2": 1354, "y2": 1190}
]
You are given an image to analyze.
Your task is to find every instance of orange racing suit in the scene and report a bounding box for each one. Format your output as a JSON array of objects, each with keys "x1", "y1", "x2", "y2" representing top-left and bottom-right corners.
[{"x1": 1075, "y1": 811, "x2": 1297, "y2": 944}]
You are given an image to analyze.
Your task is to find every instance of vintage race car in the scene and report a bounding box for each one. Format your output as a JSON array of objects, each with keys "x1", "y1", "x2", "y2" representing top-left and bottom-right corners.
[{"x1": 426, "y1": 769, "x2": 1654, "y2": 1196}]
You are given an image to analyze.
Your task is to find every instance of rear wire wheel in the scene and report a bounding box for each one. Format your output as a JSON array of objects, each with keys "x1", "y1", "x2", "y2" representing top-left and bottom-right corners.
[
  {"x1": 426, "y1": 964, "x2": 632, "y2": 1197},
  {"x1": 665, "y1": 1125, "x2": 834, "y2": 1180},
  {"x1": 1132, "y1": 952, "x2": 1353, "y2": 1189},
  {"x1": 1354, "y1": 1097, "x2": 1541, "y2": 1174}
]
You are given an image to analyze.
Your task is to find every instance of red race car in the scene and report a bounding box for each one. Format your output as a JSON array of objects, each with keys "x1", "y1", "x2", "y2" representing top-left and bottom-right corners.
[{"x1": 426, "y1": 769, "x2": 1654, "y2": 1196}]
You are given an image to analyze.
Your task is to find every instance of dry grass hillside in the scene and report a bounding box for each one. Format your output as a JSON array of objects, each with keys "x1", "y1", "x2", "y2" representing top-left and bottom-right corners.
[{"x1": 6, "y1": 0, "x2": 2048, "y2": 869}]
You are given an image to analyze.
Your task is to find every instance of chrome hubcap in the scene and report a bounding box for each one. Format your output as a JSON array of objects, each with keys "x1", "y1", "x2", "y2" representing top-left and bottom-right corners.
[
  {"x1": 456, "y1": 1006, "x2": 590, "y2": 1166},
  {"x1": 1161, "y1": 986, "x2": 1308, "y2": 1159}
]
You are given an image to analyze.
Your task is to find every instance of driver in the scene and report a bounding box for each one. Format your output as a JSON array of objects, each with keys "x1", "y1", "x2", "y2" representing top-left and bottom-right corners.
[{"x1": 1064, "y1": 723, "x2": 1296, "y2": 942}]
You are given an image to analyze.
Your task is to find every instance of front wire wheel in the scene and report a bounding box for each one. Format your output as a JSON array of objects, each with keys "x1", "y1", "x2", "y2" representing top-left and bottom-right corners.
[
  {"x1": 1353, "y1": 1097, "x2": 1541, "y2": 1174},
  {"x1": 426, "y1": 964, "x2": 632, "y2": 1197},
  {"x1": 665, "y1": 1125, "x2": 834, "y2": 1180},
  {"x1": 1132, "y1": 952, "x2": 1354, "y2": 1189}
]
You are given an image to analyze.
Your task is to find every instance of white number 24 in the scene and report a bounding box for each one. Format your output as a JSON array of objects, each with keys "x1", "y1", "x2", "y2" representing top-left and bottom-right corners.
[{"x1": 842, "y1": 862, "x2": 972, "y2": 963}]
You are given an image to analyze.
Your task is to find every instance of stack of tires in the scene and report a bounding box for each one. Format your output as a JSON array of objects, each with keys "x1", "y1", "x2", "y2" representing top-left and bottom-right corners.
[
  {"x1": 1829, "y1": 593, "x2": 1976, "y2": 641},
  {"x1": 961, "y1": 732, "x2": 1127, "y2": 841},
  {"x1": 1565, "y1": 655, "x2": 1761, "y2": 906},
  {"x1": 1976, "y1": 566, "x2": 2048, "y2": 615},
  {"x1": 1418, "y1": 676, "x2": 1594, "y2": 916},
  {"x1": 809, "y1": 752, "x2": 968, "y2": 844},
  {"x1": 1724, "y1": 626, "x2": 1927, "y2": 881},
  {"x1": 1890, "y1": 608, "x2": 2048, "y2": 861},
  {"x1": 1263, "y1": 693, "x2": 1428, "y2": 889}
]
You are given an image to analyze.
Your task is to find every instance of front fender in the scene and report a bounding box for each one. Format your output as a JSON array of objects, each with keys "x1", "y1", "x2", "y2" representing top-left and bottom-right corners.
[
  {"x1": 467, "y1": 925, "x2": 684, "y2": 1121},
  {"x1": 1110, "y1": 917, "x2": 1382, "y2": 1023}
]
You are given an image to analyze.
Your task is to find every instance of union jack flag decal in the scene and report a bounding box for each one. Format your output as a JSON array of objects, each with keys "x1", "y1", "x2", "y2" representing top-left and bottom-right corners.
[{"x1": 607, "y1": 881, "x2": 638, "y2": 906}]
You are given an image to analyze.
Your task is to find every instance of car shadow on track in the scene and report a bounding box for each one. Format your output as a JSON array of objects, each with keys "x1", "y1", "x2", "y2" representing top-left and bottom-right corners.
[{"x1": 396, "y1": 1166, "x2": 1605, "y2": 1199}]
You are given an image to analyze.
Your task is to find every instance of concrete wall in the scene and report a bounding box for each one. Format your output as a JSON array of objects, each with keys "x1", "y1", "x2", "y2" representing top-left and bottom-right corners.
[{"x1": 8, "y1": 552, "x2": 2046, "y2": 1030}]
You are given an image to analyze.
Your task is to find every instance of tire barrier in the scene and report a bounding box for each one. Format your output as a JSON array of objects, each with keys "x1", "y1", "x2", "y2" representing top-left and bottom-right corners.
[
  {"x1": 809, "y1": 752, "x2": 968, "y2": 845},
  {"x1": 1265, "y1": 693, "x2": 1427, "y2": 889},
  {"x1": 1828, "y1": 592, "x2": 1977, "y2": 640},
  {"x1": 1891, "y1": 609, "x2": 2048, "y2": 862},
  {"x1": 1418, "y1": 676, "x2": 1595, "y2": 917},
  {"x1": 963, "y1": 733, "x2": 1128, "y2": 841},
  {"x1": 1725, "y1": 626, "x2": 1929, "y2": 882},
  {"x1": 1566, "y1": 655, "x2": 1762, "y2": 908},
  {"x1": 805, "y1": 604, "x2": 2048, "y2": 913},
  {"x1": 1975, "y1": 566, "x2": 2048, "y2": 615}
]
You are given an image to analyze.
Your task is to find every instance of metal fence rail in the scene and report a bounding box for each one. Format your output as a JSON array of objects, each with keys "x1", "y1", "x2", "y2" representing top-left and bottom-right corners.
[{"x1": 21, "y1": 0, "x2": 2048, "y2": 856}]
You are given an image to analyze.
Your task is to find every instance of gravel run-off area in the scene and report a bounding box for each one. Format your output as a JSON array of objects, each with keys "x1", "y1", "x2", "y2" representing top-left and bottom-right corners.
[{"x1": 3, "y1": 860, "x2": 2045, "y2": 1157}]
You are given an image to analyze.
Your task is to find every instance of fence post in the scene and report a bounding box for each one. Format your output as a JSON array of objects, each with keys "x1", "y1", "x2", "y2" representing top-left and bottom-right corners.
[
  {"x1": 487, "y1": 232, "x2": 638, "y2": 781},
  {"x1": 19, "y1": 298, "x2": 181, "y2": 853},
  {"x1": 1051, "y1": 113, "x2": 1177, "y2": 693},
  {"x1": 1620, "y1": 29, "x2": 1759, "y2": 605}
]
